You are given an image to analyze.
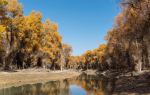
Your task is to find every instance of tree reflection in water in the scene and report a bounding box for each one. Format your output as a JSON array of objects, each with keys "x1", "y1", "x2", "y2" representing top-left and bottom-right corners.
[{"x1": 0, "y1": 74, "x2": 116, "y2": 95}]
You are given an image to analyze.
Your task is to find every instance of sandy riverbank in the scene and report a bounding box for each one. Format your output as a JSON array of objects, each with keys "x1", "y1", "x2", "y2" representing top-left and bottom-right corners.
[{"x1": 0, "y1": 69, "x2": 81, "y2": 89}]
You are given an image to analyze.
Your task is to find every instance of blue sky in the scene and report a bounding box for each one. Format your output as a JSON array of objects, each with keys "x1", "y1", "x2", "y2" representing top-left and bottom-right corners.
[{"x1": 19, "y1": 0, "x2": 120, "y2": 56}]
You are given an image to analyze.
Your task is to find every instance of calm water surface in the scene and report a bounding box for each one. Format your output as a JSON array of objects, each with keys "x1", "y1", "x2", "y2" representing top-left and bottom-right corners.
[{"x1": 0, "y1": 73, "x2": 116, "y2": 95}]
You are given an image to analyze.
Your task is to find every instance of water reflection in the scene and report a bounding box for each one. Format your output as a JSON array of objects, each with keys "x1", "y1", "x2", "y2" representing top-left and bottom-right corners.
[
  {"x1": 0, "y1": 73, "x2": 116, "y2": 95},
  {"x1": 70, "y1": 85, "x2": 86, "y2": 95}
]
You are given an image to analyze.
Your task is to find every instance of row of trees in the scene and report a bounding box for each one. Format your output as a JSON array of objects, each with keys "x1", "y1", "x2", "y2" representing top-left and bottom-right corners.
[
  {"x1": 0, "y1": 0, "x2": 149, "y2": 72},
  {"x1": 68, "y1": 0, "x2": 150, "y2": 72},
  {"x1": 67, "y1": 44, "x2": 108, "y2": 71},
  {"x1": 104, "y1": 0, "x2": 150, "y2": 72},
  {"x1": 0, "y1": 0, "x2": 72, "y2": 70}
]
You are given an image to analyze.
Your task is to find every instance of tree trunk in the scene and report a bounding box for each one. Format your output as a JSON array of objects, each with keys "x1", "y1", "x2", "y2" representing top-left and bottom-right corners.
[{"x1": 134, "y1": 40, "x2": 142, "y2": 72}]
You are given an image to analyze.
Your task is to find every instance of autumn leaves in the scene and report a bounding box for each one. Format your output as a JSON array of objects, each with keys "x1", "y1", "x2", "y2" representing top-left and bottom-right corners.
[
  {"x1": 0, "y1": 0, "x2": 149, "y2": 72},
  {"x1": 68, "y1": 0, "x2": 150, "y2": 71},
  {"x1": 0, "y1": 0, "x2": 72, "y2": 70}
]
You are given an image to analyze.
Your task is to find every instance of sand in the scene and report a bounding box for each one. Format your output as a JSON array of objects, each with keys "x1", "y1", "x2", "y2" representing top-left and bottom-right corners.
[{"x1": 0, "y1": 69, "x2": 80, "y2": 89}]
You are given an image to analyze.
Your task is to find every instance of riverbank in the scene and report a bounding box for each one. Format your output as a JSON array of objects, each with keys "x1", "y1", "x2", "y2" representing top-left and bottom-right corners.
[
  {"x1": 0, "y1": 69, "x2": 150, "y2": 95},
  {"x1": 113, "y1": 70, "x2": 150, "y2": 95},
  {"x1": 95, "y1": 70, "x2": 150, "y2": 95},
  {"x1": 0, "y1": 69, "x2": 81, "y2": 89}
]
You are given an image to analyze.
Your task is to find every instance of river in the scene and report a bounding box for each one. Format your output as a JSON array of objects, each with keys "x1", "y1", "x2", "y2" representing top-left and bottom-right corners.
[{"x1": 0, "y1": 73, "x2": 116, "y2": 95}]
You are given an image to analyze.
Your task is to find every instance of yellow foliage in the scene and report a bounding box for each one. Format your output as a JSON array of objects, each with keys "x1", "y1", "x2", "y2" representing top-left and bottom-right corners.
[
  {"x1": 7, "y1": 0, "x2": 23, "y2": 16},
  {"x1": 0, "y1": 0, "x2": 7, "y2": 6},
  {"x1": 0, "y1": 25, "x2": 6, "y2": 32}
]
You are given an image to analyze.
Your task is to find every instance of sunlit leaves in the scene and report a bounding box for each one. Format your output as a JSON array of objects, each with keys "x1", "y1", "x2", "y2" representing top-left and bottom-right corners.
[
  {"x1": 7, "y1": 0, "x2": 23, "y2": 17},
  {"x1": 0, "y1": 25, "x2": 6, "y2": 32},
  {"x1": 0, "y1": 0, "x2": 65, "y2": 69},
  {"x1": 68, "y1": 44, "x2": 107, "y2": 70}
]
